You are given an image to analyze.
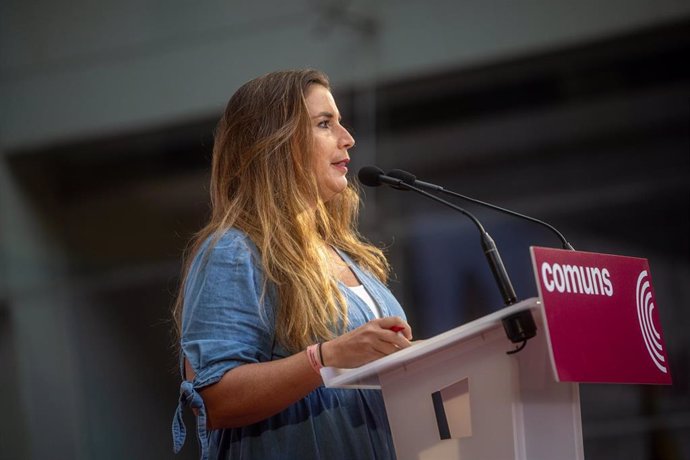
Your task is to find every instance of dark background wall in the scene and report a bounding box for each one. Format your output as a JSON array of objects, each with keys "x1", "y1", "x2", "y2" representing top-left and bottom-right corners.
[{"x1": 1, "y1": 3, "x2": 688, "y2": 459}]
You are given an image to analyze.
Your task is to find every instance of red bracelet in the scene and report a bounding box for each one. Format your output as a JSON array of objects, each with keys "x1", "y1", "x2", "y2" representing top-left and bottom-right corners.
[{"x1": 306, "y1": 344, "x2": 323, "y2": 375}]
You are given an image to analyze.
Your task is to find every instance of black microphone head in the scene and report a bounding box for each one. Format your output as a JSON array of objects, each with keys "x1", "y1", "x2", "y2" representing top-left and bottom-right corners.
[
  {"x1": 387, "y1": 169, "x2": 416, "y2": 185},
  {"x1": 358, "y1": 166, "x2": 385, "y2": 187}
]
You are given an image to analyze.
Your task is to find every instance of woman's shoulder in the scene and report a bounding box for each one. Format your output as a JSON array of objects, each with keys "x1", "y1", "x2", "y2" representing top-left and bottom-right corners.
[
  {"x1": 192, "y1": 228, "x2": 261, "y2": 269},
  {"x1": 198, "y1": 227, "x2": 257, "y2": 252},
  {"x1": 214, "y1": 227, "x2": 255, "y2": 248}
]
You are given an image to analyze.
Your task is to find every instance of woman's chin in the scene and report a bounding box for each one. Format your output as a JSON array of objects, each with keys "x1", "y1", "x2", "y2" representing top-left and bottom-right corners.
[{"x1": 319, "y1": 180, "x2": 348, "y2": 202}]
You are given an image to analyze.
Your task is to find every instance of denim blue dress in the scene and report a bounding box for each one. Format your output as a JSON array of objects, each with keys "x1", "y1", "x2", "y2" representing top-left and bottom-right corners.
[{"x1": 172, "y1": 229, "x2": 406, "y2": 460}]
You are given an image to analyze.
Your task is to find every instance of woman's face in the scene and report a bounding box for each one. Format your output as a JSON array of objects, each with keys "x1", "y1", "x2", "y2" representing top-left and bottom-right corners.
[{"x1": 305, "y1": 84, "x2": 355, "y2": 202}]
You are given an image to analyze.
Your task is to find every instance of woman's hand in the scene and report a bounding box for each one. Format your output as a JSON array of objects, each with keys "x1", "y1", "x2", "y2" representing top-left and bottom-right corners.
[{"x1": 320, "y1": 316, "x2": 413, "y2": 369}]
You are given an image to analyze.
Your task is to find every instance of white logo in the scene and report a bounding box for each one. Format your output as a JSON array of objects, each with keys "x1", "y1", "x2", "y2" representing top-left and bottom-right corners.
[
  {"x1": 540, "y1": 262, "x2": 613, "y2": 297},
  {"x1": 636, "y1": 270, "x2": 667, "y2": 373}
]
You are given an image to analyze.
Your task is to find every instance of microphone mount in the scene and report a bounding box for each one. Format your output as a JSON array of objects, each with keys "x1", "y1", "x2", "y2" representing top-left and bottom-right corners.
[
  {"x1": 359, "y1": 166, "x2": 537, "y2": 351},
  {"x1": 359, "y1": 167, "x2": 518, "y2": 307}
]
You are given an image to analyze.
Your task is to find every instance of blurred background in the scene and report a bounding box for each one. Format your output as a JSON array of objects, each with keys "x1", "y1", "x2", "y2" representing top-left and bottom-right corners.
[{"x1": 1, "y1": 1, "x2": 689, "y2": 459}]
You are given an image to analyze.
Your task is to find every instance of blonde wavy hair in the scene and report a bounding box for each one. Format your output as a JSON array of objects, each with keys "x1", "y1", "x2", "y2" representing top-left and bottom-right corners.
[{"x1": 174, "y1": 69, "x2": 389, "y2": 353}]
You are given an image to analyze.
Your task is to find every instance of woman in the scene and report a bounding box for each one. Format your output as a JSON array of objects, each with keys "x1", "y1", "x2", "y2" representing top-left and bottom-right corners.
[{"x1": 172, "y1": 69, "x2": 412, "y2": 460}]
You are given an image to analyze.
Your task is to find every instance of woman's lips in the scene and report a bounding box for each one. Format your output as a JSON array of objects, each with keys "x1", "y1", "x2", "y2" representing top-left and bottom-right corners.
[{"x1": 331, "y1": 159, "x2": 350, "y2": 171}]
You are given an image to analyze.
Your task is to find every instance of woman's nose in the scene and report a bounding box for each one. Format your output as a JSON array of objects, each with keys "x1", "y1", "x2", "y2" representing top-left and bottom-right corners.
[{"x1": 339, "y1": 126, "x2": 355, "y2": 150}]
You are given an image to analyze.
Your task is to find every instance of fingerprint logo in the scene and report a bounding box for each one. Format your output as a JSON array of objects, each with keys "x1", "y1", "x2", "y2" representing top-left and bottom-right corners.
[{"x1": 636, "y1": 270, "x2": 667, "y2": 373}]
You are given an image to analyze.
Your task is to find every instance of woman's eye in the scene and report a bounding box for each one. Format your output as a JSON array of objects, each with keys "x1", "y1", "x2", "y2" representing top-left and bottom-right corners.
[{"x1": 317, "y1": 120, "x2": 330, "y2": 128}]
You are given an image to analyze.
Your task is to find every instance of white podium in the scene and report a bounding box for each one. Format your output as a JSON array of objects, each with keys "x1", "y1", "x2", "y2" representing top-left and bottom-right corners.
[{"x1": 322, "y1": 298, "x2": 584, "y2": 460}]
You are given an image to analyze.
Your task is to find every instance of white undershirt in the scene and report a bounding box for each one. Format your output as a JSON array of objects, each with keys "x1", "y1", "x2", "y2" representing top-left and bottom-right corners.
[{"x1": 347, "y1": 285, "x2": 381, "y2": 318}]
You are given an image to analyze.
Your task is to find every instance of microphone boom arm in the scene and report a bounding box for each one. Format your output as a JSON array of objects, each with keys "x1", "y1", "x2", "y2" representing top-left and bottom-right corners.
[
  {"x1": 358, "y1": 165, "x2": 536, "y2": 350},
  {"x1": 391, "y1": 179, "x2": 518, "y2": 306},
  {"x1": 386, "y1": 169, "x2": 575, "y2": 250},
  {"x1": 441, "y1": 188, "x2": 575, "y2": 250}
]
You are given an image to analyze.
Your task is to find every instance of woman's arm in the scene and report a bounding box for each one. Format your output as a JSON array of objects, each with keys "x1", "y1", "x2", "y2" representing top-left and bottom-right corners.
[
  {"x1": 198, "y1": 350, "x2": 320, "y2": 429},
  {"x1": 196, "y1": 316, "x2": 412, "y2": 429}
]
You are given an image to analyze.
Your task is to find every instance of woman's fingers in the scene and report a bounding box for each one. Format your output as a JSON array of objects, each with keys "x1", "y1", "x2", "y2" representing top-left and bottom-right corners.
[
  {"x1": 376, "y1": 316, "x2": 413, "y2": 341},
  {"x1": 321, "y1": 317, "x2": 414, "y2": 368},
  {"x1": 391, "y1": 332, "x2": 413, "y2": 350},
  {"x1": 371, "y1": 336, "x2": 407, "y2": 356}
]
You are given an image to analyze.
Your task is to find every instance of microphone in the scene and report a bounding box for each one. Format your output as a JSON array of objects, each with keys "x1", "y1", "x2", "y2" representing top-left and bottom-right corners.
[
  {"x1": 358, "y1": 165, "x2": 404, "y2": 188},
  {"x1": 358, "y1": 166, "x2": 536, "y2": 349},
  {"x1": 359, "y1": 166, "x2": 518, "y2": 307},
  {"x1": 386, "y1": 169, "x2": 575, "y2": 250}
]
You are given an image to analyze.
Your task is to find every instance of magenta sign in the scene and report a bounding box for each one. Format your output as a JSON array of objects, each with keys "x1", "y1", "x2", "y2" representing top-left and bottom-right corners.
[{"x1": 530, "y1": 247, "x2": 672, "y2": 385}]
